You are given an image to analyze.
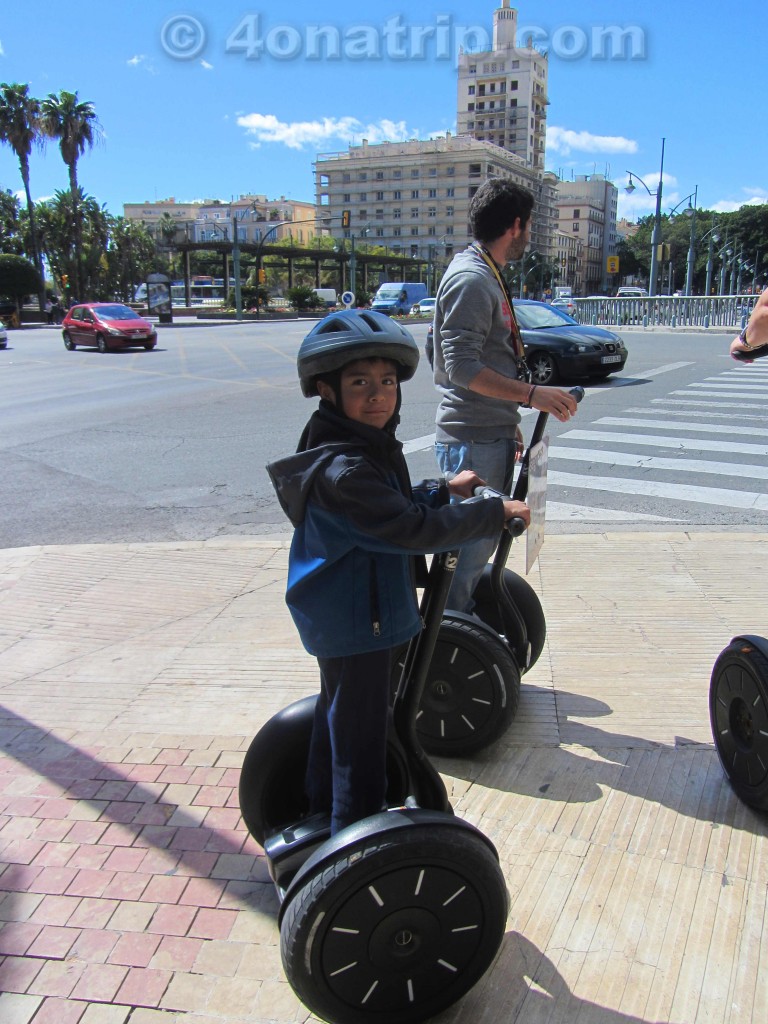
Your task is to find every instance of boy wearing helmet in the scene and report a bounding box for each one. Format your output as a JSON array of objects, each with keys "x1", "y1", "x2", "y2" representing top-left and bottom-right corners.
[{"x1": 268, "y1": 310, "x2": 529, "y2": 835}]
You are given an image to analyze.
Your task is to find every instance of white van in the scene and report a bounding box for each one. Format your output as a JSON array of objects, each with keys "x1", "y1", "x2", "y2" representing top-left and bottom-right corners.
[
  {"x1": 616, "y1": 286, "x2": 648, "y2": 298},
  {"x1": 312, "y1": 288, "x2": 338, "y2": 308}
]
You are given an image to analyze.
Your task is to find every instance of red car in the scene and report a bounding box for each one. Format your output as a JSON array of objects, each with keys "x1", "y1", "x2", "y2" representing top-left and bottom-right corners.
[{"x1": 62, "y1": 303, "x2": 157, "y2": 352}]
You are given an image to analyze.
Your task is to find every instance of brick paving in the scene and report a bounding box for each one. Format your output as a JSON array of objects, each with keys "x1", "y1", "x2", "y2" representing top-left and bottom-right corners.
[{"x1": 1, "y1": 535, "x2": 767, "y2": 1023}]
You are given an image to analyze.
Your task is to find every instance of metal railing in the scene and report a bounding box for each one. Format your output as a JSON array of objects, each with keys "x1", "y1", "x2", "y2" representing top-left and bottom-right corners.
[{"x1": 572, "y1": 294, "x2": 759, "y2": 330}]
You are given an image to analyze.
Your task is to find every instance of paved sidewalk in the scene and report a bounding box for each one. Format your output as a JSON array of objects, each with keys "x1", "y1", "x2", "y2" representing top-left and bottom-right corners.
[{"x1": 1, "y1": 533, "x2": 767, "y2": 1024}]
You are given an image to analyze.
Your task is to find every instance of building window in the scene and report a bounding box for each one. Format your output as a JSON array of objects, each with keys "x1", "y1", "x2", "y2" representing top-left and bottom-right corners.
[
  {"x1": 573, "y1": 209, "x2": 580, "y2": 218},
  {"x1": 446, "y1": 188, "x2": 455, "y2": 198},
  {"x1": 393, "y1": 169, "x2": 402, "y2": 179},
  {"x1": 376, "y1": 191, "x2": 384, "y2": 201},
  {"x1": 510, "y1": 80, "x2": 518, "y2": 90},
  {"x1": 393, "y1": 190, "x2": 401, "y2": 200},
  {"x1": 446, "y1": 166, "x2": 455, "y2": 176},
  {"x1": 468, "y1": 103, "x2": 475, "y2": 112},
  {"x1": 428, "y1": 188, "x2": 437, "y2": 198},
  {"x1": 469, "y1": 186, "x2": 479, "y2": 197},
  {"x1": 343, "y1": 193, "x2": 351, "y2": 202},
  {"x1": 411, "y1": 227, "x2": 419, "y2": 236},
  {"x1": 359, "y1": 210, "x2": 367, "y2": 219},
  {"x1": 429, "y1": 168, "x2": 437, "y2": 177},
  {"x1": 375, "y1": 171, "x2": 384, "y2": 180},
  {"x1": 393, "y1": 208, "x2": 401, "y2": 219},
  {"x1": 411, "y1": 208, "x2": 419, "y2": 218},
  {"x1": 468, "y1": 85, "x2": 475, "y2": 95},
  {"x1": 393, "y1": 228, "x2": 401, "y2": 237},
  {"x1": 468, "y1": 163, "x2": 482, "y2": 176},
  {"x1": 411, "y1": 169, "x2": 419, "y2": 178},
  {"x1": 360, "y1": 193, "x2": 367, "y2": 201},
  {"x1": 428, "y1": 226, "x2": 436, "y2": 236},
  {"x1": 343, "y1": 173, "x2": 351, "y2": 183},
  {"x1": 376, "y1": 227, "x2": 384, "y2": 237},
  {"x1": 358, "y1": 172, "x2": 367, "y2": 181},
  {"x1": 467, "y1": 121, "x2": 475, "y2": 130},
  {"x1": 428, "y1": 207, "x2": 437, "y2": 218},
  {"x1": 469, "y1": 64, "x2": 476, "y2": 73},
  {"x1": 446, "y1": 206, "x2": 454, "y2": 217},
  {"x1": 376, "y1": 209, "x2": 384, "y2": 220},
  {"x1": 478, "y1": 84, "x2": 485, "y2": 96},
  {"x1": 411, "y1": 190, "x2": 419, "y2": 199},
  {"x1": 445, "y1": 226, "x2": 454, "y2": 235}
]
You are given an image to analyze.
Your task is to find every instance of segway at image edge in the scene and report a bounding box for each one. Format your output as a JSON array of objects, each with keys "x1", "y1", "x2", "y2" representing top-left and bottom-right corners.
[{"x1": 710, "y1": 634, "x2": 768, "y2": 810}]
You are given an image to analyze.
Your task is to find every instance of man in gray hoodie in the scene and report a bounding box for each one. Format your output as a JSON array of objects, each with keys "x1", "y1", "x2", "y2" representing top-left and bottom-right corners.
[{"x1": 433, "y1": 178, "x2": 578, "y2": 613}]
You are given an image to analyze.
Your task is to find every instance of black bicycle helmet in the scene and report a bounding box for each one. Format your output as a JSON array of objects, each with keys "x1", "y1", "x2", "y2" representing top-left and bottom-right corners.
[{"x1": 297, "y1": 309, "x2": 420, "y2": 397}]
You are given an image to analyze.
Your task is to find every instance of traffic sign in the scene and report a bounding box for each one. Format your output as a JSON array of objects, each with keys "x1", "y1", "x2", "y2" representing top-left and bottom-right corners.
[
  {"x1": 341, "y1": 291, "x2": 355, "y2": 308},
  {"x1": 607, "y1": 256, "x2": 620, "y2": 274}
]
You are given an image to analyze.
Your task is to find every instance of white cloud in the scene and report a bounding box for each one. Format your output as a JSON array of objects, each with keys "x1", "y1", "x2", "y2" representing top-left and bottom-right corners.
[
  {"x1": 547, "y1": 126, "x2": 638, "y2": 156},
  {"x1": 127, "y1": 54, "x2": 146, "y2": 66},
  {"x1": 236, "y1": 113, "x2": 411, "y2": 150},
  {"x1": 0, "y1": 39, "x2": 5, "y2": 57},
  {"x1": 200, "y1": 59, "x2": 214, "y2": 71},
  {"x1": 712, "y1": 195, "x2": 768, "y2": 214}
]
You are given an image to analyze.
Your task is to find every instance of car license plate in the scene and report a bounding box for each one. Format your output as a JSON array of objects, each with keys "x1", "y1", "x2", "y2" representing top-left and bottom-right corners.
[
  {"x1": 131, "y1": 332, "x2": 144, "y2": 339},
  {"x1": 601, "y1": 354, "x2": 622, "y2": 364}
]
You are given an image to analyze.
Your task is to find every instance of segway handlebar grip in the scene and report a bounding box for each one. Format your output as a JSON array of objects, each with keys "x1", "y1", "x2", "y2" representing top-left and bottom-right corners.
[
  {"x1": 471, "y1": 487, "x2": 526, "y2": 536},
  {"x1": 570, "y1": 385, "x2": 585, "y2": 403},
  {"x1": 505, "y1": 516, "x2": 527, "y2": 537},
  {"x1": 731, "y1": 345, "x2": 768, "y2": 361}
]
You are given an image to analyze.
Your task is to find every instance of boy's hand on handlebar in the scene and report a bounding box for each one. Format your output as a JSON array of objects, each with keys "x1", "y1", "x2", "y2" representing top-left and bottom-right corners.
[
  {"x1": 447, "y1": 470, "x2": 487, "y2": 499},
  {"x1": 530, "y1": 386, "x2": 579, "y2": 422},
  {"x1": 502, "y1": 500, "x2": 530, "y2": 527}
]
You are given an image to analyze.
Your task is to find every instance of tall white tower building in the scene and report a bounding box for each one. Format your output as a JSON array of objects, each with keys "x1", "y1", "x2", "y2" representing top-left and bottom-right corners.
[{"x1": 456, "y1": 1, "x2": 549, "y2": 172}]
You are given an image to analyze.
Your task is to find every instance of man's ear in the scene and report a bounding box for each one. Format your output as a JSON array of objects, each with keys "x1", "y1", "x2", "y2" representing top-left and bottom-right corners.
[{"x1": 316, "y1": 379, "x2": 336, "y2": 403}]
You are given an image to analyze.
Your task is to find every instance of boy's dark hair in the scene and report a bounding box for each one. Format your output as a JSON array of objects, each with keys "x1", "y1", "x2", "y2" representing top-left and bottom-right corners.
[{"x1": 470, "y1": 178, "x2": 535, "y2": 244}]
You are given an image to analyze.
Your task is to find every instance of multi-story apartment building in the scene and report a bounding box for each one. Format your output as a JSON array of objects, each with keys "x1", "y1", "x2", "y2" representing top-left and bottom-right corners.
[
  {"x1": 124, "y1": 195, "x2": 316, "y2": 245},
  {"x1": 555, "y1": 230, "x2": 585, "y2": 295},
  {"x1": 554, "y1": 175, "x2": 619, "y2": 294},
  {"x1": 315, "y1": 133, "x2": 552, "y2": 284}
]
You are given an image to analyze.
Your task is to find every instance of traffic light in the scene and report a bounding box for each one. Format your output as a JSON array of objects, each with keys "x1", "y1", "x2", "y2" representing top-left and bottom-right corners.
[
  {"x1": 258, "y1": 268, "x2": 266, "y2": 283},
  {"x1": 561, "y1": 257, "x2": 567, "y2": 268},
  {"x1": 341, "y1": 210, "x2": 351, "y2": 229}
]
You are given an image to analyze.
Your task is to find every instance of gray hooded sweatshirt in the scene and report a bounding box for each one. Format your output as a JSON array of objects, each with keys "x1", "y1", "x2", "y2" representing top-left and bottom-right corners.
[{"x1": 433, "y1": 245, "x2": 523, "y2": 442}]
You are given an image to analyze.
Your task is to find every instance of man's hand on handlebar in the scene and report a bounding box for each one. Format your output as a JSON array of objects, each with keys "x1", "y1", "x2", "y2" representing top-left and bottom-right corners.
[{"x1": 529, "y1": 386, "x2": 579, "y2": 422}]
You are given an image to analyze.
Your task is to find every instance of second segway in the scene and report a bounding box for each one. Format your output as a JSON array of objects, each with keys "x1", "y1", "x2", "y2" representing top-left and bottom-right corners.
[{"x1": 395, "y1": 387, "x2": 584, "y2": 757}]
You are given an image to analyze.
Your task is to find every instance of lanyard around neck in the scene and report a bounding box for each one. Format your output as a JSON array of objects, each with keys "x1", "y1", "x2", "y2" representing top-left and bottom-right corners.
[{"x1": 471, "y1": 243, "x2": 526, "y2": 361}]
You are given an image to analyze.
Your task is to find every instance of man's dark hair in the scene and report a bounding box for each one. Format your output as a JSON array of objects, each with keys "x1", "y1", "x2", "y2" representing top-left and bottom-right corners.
[{"x1": 469, "y1": 178, "x2": 535, "y2": 243}]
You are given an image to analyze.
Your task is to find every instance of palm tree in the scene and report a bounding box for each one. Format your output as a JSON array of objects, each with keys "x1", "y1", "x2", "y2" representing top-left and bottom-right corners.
[
  {"x1": 40, "y1": 90, "x2": 101, "y2": 299},
  {"x1": 0, "y1": 82, "x2": 46, "y2": 310}
]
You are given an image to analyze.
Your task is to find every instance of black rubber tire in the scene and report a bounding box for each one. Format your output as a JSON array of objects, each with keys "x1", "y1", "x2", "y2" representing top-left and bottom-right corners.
[
  {"x1": 239, "y1": 696, "x2": 411, "y2": 847},
  {"x1": 97, "y1": 334, "x2": 108, "y2": 353},
  {"x1": 710, "y1": 639, "x2": 768, "y2": 809},
  {"x1": 63, "y1": 331, "x2": 75, "y2": 350},
  {"x1": 527, "y1": 350, "x2": 558, "y2": 385},
  {"x1": 393, "y1": 616, "x2": 520, "y2": 757},
  {"x1": 280, "y1": 821, "x2": 508, "y2": 1024},
  {"x1": 472, "y1": 566, "x2": 546, "y2": 672},
  {"x1": 144, "y1": 342, "x2": 156, "y2": 350}
]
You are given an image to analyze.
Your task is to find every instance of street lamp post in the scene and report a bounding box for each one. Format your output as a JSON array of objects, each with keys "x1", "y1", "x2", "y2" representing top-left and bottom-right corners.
[
  {"x1": 700, "y1": 217, "x2": 719, "y2": 296},
  {"x1": 252, "y1": 220, "x2": 292, "y2": 319},
  {"x1": 668, "y1": 186, "x2": 698, "y2": 295},
  {"x1": 625, "y1": 137, "x2": 666, "y2": 297}
]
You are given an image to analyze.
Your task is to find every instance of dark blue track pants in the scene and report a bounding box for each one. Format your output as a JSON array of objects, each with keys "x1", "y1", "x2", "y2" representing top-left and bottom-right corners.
[{"x1": 306, "y1": 649, "x2": 392, "y2": 835}]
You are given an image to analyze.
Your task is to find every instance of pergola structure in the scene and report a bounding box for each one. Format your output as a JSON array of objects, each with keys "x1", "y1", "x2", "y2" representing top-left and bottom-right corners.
[{"x1": 173, "y1": 240, "x2": 428, "y2": 304}]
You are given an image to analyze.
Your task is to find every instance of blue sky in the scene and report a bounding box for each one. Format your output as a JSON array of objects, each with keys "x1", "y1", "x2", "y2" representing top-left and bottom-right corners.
[{"x1": 1, "y1": 1, "x2": 766, "y2": 224}]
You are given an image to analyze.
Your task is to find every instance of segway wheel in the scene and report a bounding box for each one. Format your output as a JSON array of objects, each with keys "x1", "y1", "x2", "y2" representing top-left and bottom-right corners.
[
  {"x1": 394, "y1": 616, "x2": 520, "y2": 757},
  {"x1": 240, "y1": 697, "x2": 411, "y2": 847},
  {"x1": 280, "y1": 819, "x2": 508, "y2": 1024},
  {"x1": 710, "y1": 638, "x2": 768, "y2": 810},
  {"x1": 472, "y1": 566, "x2": 546, "y2": 671}
]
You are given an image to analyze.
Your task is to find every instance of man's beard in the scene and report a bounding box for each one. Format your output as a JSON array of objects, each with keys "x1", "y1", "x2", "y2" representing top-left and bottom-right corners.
[{"x1": 506, "y1": 237, "x2": 528, "y2": 262}]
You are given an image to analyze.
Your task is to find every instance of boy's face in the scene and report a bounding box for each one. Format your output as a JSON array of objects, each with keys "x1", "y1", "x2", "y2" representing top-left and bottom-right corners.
[{"x1": 317, "y1": 357, "x2": 399, "y2": 427}]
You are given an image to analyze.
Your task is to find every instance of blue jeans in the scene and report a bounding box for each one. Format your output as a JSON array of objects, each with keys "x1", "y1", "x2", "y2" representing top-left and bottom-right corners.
[{"x1": 435, "y1": 437, "x2": 518, "y2": 613}]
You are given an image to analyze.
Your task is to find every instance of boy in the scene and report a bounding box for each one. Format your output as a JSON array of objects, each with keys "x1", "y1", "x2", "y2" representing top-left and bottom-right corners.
[{"x1": 267, "y1": 310, "x2": 529, "y2": 835}]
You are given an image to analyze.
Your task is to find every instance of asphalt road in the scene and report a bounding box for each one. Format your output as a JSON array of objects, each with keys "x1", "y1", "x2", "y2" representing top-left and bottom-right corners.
[{"x1": 1, "y1": 318, "x2": 763, "y2": 550}]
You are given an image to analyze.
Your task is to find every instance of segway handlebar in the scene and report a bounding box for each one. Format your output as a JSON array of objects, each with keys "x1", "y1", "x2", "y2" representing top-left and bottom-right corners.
[
  {"x1": 472, "y1": 486, "x2": 527, "y2": 536},
  {"x1": 732, "y1": 345, "x2": 768, "y2": 362}
]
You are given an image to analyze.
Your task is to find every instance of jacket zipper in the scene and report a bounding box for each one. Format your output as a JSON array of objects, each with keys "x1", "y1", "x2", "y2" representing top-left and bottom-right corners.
[{"x1": 370, "y1": 562, "x2": 381, "y2": 637}]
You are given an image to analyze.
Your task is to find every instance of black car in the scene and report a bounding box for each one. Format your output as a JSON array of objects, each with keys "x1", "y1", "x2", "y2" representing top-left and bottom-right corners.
[{"x1": 426, "y1": 300, "x2": 628, "y2": 385}]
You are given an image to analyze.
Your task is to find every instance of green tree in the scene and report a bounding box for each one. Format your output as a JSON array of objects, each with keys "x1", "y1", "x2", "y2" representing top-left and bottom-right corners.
[
  {"x1": 0, "y1": 253, "x2": 41, "y2": 313},
  {"x1": 40, "y1": 90, "x2": 101, "y2": 299},
  {"x1": 0, "y1": 189, "x2": 23, "y2": 255},
  {"x1": 106, "y1": 217, "x2": 156, "y2": 303},
  {"x1": 36, "y1": 189, "x2": 109, "y2": 300},
  {"x1": 0, "y1": 82, "x2": 46, "y2": 308}
]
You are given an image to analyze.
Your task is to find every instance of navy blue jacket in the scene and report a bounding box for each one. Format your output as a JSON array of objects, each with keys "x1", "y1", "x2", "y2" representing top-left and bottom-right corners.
[{"x1": 267, "y1": 401, "x2": 504, "y2": 658}]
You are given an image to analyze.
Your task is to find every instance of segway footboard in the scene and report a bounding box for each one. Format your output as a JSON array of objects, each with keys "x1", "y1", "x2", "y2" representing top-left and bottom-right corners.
[{"x1": 710, "y1": 634, "x2": 768, "y2": 810}]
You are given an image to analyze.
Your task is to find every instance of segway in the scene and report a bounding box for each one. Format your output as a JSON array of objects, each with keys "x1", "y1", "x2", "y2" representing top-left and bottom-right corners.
[
  {"x1": 710, "y1": 635, "x2": 768, "y2": 810},
  {"x1": 393, "y1": 387, "x2": 584, "y2": 758},
  {"x1": 239, "y1": 518, "x2": 526, "y2": 1024},
  {"x1": 708, "y1": 342, "x2": 768, "y2": 809}
]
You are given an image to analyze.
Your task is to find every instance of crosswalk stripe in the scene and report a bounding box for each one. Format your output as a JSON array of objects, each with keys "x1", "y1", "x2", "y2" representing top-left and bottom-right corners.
[
  {"x1": 671, "y1": 388, "x2": 768, "y2": 401},
  {"x1": 560, "y1": 429, "x2": 768, "y2": 456},
  {"x1": 548, "y1": 446, "x2": 768, "y2": 479},
  {"x1": 547, "y1": 470, "x2": 768, "y2": 510},
  {"x1": 596, "y1": 417, "x2": 768, "y2": 437},
  {"x1": 649, "y1": 399, "x2": 768, "y2": 413},
  {"x1": 626, "y1": 405, "x2": 768, "y2": 422}
]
